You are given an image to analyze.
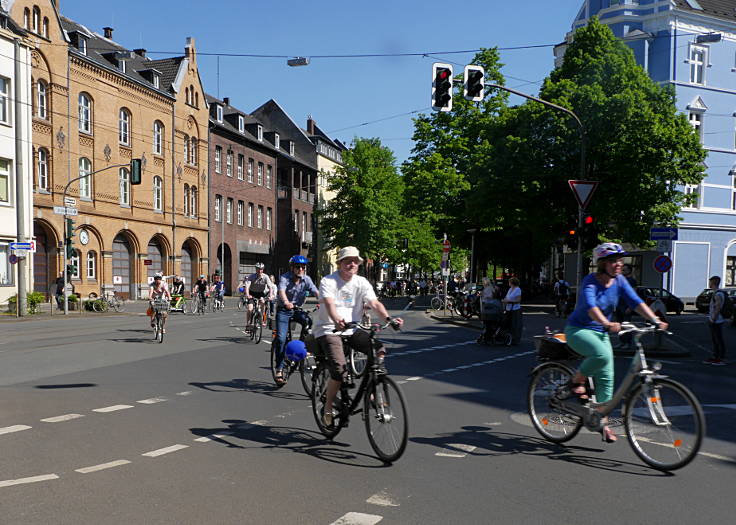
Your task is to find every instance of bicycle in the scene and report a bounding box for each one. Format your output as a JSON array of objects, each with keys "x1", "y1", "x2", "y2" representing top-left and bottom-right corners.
[
  {"x1": 247, "y1": 297, "x2": 266, "y2": 344},
  {"x1": 151, "y1": 298, "x2": 170, "y2": 344},
  {"x1": 211, "y1": 294, "x2": 225, "y2": 312},
  {"x1": 169, "y1": 294, "x2": 188, "y2": 313},
  {"x1": 527, "y1": 322, "x2": 705, "y2": 471},
  {"x1": 310, "y1": 315, "x2": 410, "y2": 464},
  {"x1": 237, "y1": 291, "x2": 248, "y2": 311},
  {"x1": 270, "y1": 305, "x2": 319, "y2": 395},
  {"x1": 190, "y1": 293, "x2": 207, "y2": 315},
  {"x1": 92, "y1": 292, "x2": 125, "y2": 313},
  {"x1": 430, "y1": 293, "x2": 459, "y2": 315}
]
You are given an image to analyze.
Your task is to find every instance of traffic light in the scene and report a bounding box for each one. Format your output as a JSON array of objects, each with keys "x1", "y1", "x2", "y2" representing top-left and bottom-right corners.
[
  {"x1": 432, "y1": 63, "x2": 453, "y2": 112},
  {"x1": 131, "y1": 158, "x2": 142, "y2": 185},
  {"x1": 65, "y1": 217, "x2": 76, "y2": 258},
  {"x1": 463, "y1": 65, "x2": 485, "y2": 101},
  {"x1": 580, "y1": 214, "x2": 599, "y2": 249}
]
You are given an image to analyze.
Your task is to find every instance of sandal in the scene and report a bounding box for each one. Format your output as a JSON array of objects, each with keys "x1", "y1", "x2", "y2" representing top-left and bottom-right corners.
[
  {"x1": 274, "y1": 370, "x2": 285, "y2": 384},
  {"x1": 565, "y1": 380, "x2": 590, "y2": 401},
  {"x1": 601, "y1": 425, "x2": 617, "y2": 443},
  {"x1": 322, "y1": 409, "x2": 334, "y2": 428}
]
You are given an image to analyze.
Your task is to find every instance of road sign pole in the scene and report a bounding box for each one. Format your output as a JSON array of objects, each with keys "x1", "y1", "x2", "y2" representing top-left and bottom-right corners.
[
  {"x1": 14, "y1": 39, "x2": 27, "y2": 317},
  {"x1": 576, "y1": 207, "x2": 583, "y2": 293}
]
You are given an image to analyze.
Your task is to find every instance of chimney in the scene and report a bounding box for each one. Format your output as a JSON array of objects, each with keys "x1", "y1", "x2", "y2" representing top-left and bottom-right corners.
[
  {"x1": 103, "y1": 27, "x2": 113, "y2": 39},
  {"x1": 133, "y1": 48, "x2": 146, "y2": 58},
  {"x1": 307, "y1": 115, "x2": 315, "y2": 135},
  {"x1": 223, "y1": 97, "x2": 230, "y2": 106}
]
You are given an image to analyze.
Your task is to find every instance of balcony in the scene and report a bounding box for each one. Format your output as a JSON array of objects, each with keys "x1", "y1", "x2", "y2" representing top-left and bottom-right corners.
[{"x1": 277, "y1": 186, "x2": 290, "y2": 199}]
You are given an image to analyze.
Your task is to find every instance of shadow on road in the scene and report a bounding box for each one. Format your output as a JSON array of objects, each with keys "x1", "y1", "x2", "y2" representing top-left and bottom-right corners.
[
  {"x1": 189, "y1": 378, "x2": 307, "y2": 400},
  {"x1": 35, "y1": 383, "x2": 97, "y2": 389}
]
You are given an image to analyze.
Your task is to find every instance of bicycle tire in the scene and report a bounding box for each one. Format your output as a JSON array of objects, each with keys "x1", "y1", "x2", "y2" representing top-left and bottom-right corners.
[
  {"x1": 310, "y1": 362, "x2": 345, "y2": 439},
  {"x1": 156, "y1": 316, "x2": 164, "y2": 343},
  {"x1": 300, "y1": 358, "x2": 314, "y2": 397},
  {"x1": 430, "y1": 297, "x2": 442, "y2": 310},
  {"x1": 112, "y1": 297, "x2": 124, "y2": 312},
  {"x1": 93, "y1": 299, "x2": 107, "y2": 313},
  {"x1": 527, "y1": 362, "x2": 583, "y2": 443},
  {"x1": 237, "y1": 297, "x2": 245, "y2": 311},
  {"x1": 153, "y1": 317, "x2": 160, "y2": 341},
  {"x1": 624, "y1": 378, "x2": 704, "y2": 471},
  {"x1": 254, "y1": 305, "x2": 263, "y2": 344},
  {"x1": 349, "y1": 347, "x2": 368, "y2": 378},
  {"x1": 364, "y1": 375, "x2": 409, "y2": 463}
]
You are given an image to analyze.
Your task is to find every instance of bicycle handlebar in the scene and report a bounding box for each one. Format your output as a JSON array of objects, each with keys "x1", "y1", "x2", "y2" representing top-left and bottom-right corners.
[
  {"x1": 619, "y1": 321, "x2": 673, "y2": 337},
  {"x1": 331, "y1": 297, "x2": 414, "y2": 334}
]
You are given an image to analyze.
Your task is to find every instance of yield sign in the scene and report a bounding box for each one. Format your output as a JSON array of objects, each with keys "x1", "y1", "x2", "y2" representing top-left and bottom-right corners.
[{"x1": 568, "y1": 180, "x2": 599, "y2": 210}]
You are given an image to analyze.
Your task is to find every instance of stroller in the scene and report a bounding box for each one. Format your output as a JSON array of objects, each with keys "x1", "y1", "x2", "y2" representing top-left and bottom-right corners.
[{"x1": 478, "y1": 299, "x2": 512, "y2": 346}]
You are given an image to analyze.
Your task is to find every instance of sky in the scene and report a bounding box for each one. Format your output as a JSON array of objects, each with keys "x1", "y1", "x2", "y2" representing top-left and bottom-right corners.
[{"x1": 57, "y1": 0, "x2": 583, "y2": 164}]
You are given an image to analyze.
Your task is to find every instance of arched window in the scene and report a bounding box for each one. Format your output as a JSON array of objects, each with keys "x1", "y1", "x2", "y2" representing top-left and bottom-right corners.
[
  {"x1": 183, "y1": 134, "x2": 189, "y2": 163},
  {"x1": 79, "y1": 157, "x2": 92, "y2": 199},
  {"x1": 23, "y1": 8, "x2": 29, "y2": 29},
  {"x1": 86, "y1": 251, "x2": 97, "y2": 280},
  {"x1": 153, "y1": 176, "x2": 162, "y2": 211},
  {"x1": 78, "y1": 93, "x2": 91, "y2": 133},
  {"x1": 119, "y1": 167, "x2": 130, "y2": 206},
  {"x1": 190, "y1": 137, "x2": 197, "y2": 165},
  {"x1": 183, "y1": 183, "x2": 190, "y2": 217},
  {"x1": 37, "y1": 80, "x2": 47, "y2": 119},
  {"x1": 42, "y1": 17, "x2": 49, "y2": 37},
  {"x1": 119, "y1": 108, "x2": 131, "y2": 145},
  {"x1": 37, "y1": 148, "x2": 49, "y2": 191},
  {"x1": 195, "y1": 92, "x2": 199, "y2": 107},
  {"x1": 190, "y1": 186, "x2": 197, "y2": 218},
  {"x1": 185, "y1": 87, "x2": 190, "y2": 105},
  {"x1": 32, "y1": 6, "x2": 40, "y2": 33},
  {"x1": 153, "y1": 120, "x2": 163, "y2": 155}
]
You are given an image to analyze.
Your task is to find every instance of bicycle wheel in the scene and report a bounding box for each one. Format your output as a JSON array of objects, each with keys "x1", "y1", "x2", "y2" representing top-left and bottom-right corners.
[
  {"x1": 310, "y1": 363, "x2": 344, "y2": 439},
  {"x1": 153, "y1": 316, "x2": 160, "y2": 341},
  {"x1": 112, "y1": 296, "x2": 124, "y2": 312},
  {"x1": 349, "y1": 347, "x2": 368, "y2": 378},
  {"x1": 254, "y1": 307, "x2": 264, "y2": 344},
  {"x1": 364, "y1": 375, "x2": 409, "y2": 463},
  {"x1": 249, "y1": 311, "x2": 257, "y2": 341},
  {"x1": 237, "y1": 297, "x2": 244, "y2": 311},
  {"x1": 624, "y1": 378, "x2": 705, "y2": 471},
  {"x1": 430, "y1": 297, "x2": 442, "y2": 310},
  {"x1": 156, "y1": 316, "x2": 164, "y2": 344},
  {"x1": 93, "y1": 299, "x2": 108, "y2": 313},
  {"x1": 527, "y1": 363, "x2": 583, "y2": 443}
]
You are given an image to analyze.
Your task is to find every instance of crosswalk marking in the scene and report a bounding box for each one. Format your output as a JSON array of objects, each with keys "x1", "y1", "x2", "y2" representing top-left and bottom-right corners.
[
  {"x1": 137, "y1": 397, "x2": 167, "y2": 405},
  {"x1": 435, "y1": 443, "x2": 477, "y2": 458},
  {"x1": 330, "y1": 512, "x2": 383, "y2": 525}
]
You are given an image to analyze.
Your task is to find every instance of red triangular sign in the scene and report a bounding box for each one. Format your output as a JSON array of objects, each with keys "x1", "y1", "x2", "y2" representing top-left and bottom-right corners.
[{"x1": 568, "y1": 180, "x2": 598, "y2": 210}]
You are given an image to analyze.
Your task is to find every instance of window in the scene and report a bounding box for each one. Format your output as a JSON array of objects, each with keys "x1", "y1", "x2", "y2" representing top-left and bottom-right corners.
[
  {"x1": 183, "y1": 183, "x2": 189, "y2": 216},
  {"x1": 185, "y1": 87, "x2": 190, "y2": 105},
  {"x1": 226, "y1": 151, "x2": 233, "y2": 177},
  {"x1": 237, "y1": 154, "x2": 244, "y2": 180},
  {"x1": 689, "y1": 111, "x2": 703, "y2": 143},
  {"x1": 0, "y1": 159, "x2": 9, "y2": 203},
  {"x1": 732, "y1": 176, "x2": 736, "y2": 211},
  {"x1": 247, "y1": 158, "x2": 253, "y2": 183},
  {"x1": 684, "y1": 184, "x2": 700, "y2": 208},
  {"x1": 195, "y1": 93, "x2": 199, "y2": 107},
  {"x1": 78, "y1": 157, "x2": 91, "y2": 199},
  {"x1": 42, "y1": 17, "x2": 49, "y2": 38},
  {"x1": 257, "y1": 125, "x2": 263, "y2": 141},
  {"x1": 238, "y1": 115, "x2": 244, "y2": 132},
  {"x1": 153, "y1": 176, "x2": 162, "y2": 211},
  {"x1": 153, "y1": 74, "x2": 160, "y2": 89},
  {"x1": 275, "y1": 133, "x2": 280, "y2": 150},
  {"x1": 226, "y1": 198, "x2": 233, "y2": 224},
  {"x1": 290, "y1": 142, "x2": 295, "y2": 156},
  {"x1": 257, "y1": 163, "x2": 263, "y2": 185},
  {"x1": 183, "y1": 134, "x2": 189, "y2": 162},
  {"x1": 0, "y1": 77, "x2": 9, "y2": 124},
  {"x1": 266, "y1": 165, "x2": 272, "y2": 188},
  {"x1": 215, "y1": 146, "x2": 222, "y2": 173},
  {"x1": 78, "y1": 93, "x2": 91, "y2": 133},
  {"x1": 32, "y1": 6, "x2": 40, "y2": 33},
  {"x1": 257, "y1": 205, "x2": 263, "y2": 228},
  {"x1": 237, "y1": 200, "x2": 244, "y2": 225},
  {"x1": 302, "y1": 212, "x2": 307, "y2": 234},
  {"x1": 190, "y1": 137, "x2": 197, "y2": 165},
  {"x1": 87, "y1": 251, "x2": 96, "y2": 280},
  {"x1": 266, "y1": 207, "x2": 272, "y2": 230},
  {"x1": 153, "y1": 121, "x2": 163, "y2": 155},
  {"x1": 120, "y1": 60, "x2": 126, "y2": 74},
  {"x1": 119, "y1": 108, "x2": 130, "y2": 145},
  {"x1": 78, "y1": 36, "x2": 87, "y2": 55},
  {"x1": 119, "y1": 167, "x2": 130, "y2": 206},
  {"x1": 248, "y1": 203, "x2": 253, "y2": 227},
  {"x1": 216, "y1": 105, "x2": 223, "y2": 122},
  {"x1": 294, "y1": 211, "x2": 299, "y2": 232},
  {"x1": 0, "y1": 243, "x2": 14, "y2": 285},
  {"x1": 37, "y1": 80, "x2": 47, "y2": 119},
  {"x1": 37, "y1": 148, "x2": 48, "y2": 191},
  {"x1": 190, "y1": 186, "x2": 197, "y2": 218},
  {"x1": 690, "y1": 45, "x2": 707, "y2": 85},
  {"x1": 215, "y1": 194, "x2": 222, "y2": 222},
  {"x1": 23, "y1": 8, "x2": 29, "y2": 29}
]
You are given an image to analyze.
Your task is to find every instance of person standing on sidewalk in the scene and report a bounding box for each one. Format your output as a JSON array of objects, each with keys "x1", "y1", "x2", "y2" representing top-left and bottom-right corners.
[
  {"x1": 704, "y1": 275, "x2": 727, "y2": 365},
  {"x1": 502, "y1": 277, "x2": 523, "y2": 345}
]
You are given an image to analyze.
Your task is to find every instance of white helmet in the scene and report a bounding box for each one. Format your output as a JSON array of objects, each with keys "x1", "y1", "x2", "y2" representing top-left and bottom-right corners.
[
  {"x1": 154, "y1": 272, "x2": 163, "y2": 280},
  {"x1": 593, "y1": 242, "x2": 627, "y2": 263}
]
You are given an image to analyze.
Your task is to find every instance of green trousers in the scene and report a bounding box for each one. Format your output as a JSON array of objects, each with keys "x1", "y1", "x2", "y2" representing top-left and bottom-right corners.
[{"x1": 564, "y1": 325, "x2": 614, "y2": 403}]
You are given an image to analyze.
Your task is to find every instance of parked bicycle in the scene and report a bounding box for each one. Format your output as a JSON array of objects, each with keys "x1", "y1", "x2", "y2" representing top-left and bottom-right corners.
[
  {"x1": 151, "y1": 298, "x2": 169, "y2": 343},
  {"x1": 430, "y1": 293, "x2": 458, "y2": 315},
  {"x1": 528, "y1": 322, "x2": 704, "y2": 471},
  {"x1": 92, "y1": 292, "x2": 125, "y2": 313}
]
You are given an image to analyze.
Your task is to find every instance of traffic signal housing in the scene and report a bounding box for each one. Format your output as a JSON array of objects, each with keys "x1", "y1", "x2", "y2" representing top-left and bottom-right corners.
[
  {"x1": 65, "y1": 217, "x2": 76, "y2": 258},
  {"x1": 432, "y1": 63, "x2": 453, "y2": 112},
  {"x1": 580, "y1": 214, "x2": 599, "y2": 249},
  {"x1": 131, "y1": 158, "x2": 142, "y2": 185},
  {"x1": 464, "y1": 65, "x2": 485, "y2": 101}
]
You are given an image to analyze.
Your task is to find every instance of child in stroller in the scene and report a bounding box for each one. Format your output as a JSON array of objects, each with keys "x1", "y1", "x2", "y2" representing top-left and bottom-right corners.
[{"x1": 477, "y1": 279, "x2": 513, "y2": 346}]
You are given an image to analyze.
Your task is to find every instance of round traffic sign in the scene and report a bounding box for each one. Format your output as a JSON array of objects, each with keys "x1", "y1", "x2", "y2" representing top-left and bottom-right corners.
[
  {"x1": 653, "y1": 255, "x2": 672, "y2": 273},
  {"x1": 8, "y1": 254, "x2": 17, "y2": 264}
]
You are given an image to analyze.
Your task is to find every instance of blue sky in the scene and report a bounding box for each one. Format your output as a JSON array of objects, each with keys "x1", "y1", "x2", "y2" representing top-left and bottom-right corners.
[{"x1": 59, "y1": 0, "x2": 582, "y2": 163}]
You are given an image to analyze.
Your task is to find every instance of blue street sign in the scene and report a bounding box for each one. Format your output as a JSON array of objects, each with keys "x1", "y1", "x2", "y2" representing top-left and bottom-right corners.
[
  {"x1": 382, "y1": 263, "x2": 389, "y2": 269},
  {"x1": 649, "y1": 227, "x2": 678, "y2": 241},
  {"x1": 9, "y1": 242, "x2": 33, "y2": 250}
]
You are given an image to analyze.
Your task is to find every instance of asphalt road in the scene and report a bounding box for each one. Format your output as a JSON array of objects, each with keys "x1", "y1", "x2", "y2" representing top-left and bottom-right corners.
[{"x1": 0, "y1": 298, "x2": 734, "y2": 524}]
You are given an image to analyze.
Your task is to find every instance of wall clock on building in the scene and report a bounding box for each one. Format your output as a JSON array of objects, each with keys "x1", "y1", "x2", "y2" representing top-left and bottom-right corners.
[{"x1": 79, "y1": 229, "x2": 89, "y2": 245}]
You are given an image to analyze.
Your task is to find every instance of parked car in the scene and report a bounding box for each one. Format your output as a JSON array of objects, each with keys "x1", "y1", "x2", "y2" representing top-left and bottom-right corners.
[
  {"x1": 634, "y1": 287, "x2": 685, "y2": 315},
  {"x1": 695, "y1": 287, "x2": 736, "y2": 314}
]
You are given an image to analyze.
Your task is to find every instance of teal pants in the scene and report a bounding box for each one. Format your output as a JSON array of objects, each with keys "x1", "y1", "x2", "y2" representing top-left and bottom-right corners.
[{"x1": 564, "y1": 325, "x2": 614, "y2": 403}]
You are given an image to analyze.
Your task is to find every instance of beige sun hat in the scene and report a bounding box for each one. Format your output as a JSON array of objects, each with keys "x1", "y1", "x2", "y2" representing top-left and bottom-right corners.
[{"x1": 336, "y1": 246, "x2": 364, "y2": 264}]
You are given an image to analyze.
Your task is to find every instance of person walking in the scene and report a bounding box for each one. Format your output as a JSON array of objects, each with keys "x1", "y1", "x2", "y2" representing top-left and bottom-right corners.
[
  {"x1": 704, "y1": 275, "x2": 727, "y2": 365},
  {"x1": 502, "y1": 277, "x2": 523, "y2": 345}
]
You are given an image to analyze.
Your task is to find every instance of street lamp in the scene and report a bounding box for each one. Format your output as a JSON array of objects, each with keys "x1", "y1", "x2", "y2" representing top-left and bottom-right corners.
[{"x1": 467, "y1": 228, "x2": 477, "y2": 284}]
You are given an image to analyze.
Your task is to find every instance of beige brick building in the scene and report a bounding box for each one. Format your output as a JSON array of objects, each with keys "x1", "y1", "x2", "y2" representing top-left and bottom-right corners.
[{"x1": 9, "y1": 1, "x2": 209, "y2": 299}]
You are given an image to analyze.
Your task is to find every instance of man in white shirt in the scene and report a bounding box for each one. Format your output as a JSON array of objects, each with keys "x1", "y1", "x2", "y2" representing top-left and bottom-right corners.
[{"x1": 314, "y1": 246, "x2": 403, "y2": 427}]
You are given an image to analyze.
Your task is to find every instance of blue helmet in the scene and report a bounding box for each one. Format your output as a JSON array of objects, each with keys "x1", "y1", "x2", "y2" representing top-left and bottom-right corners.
[
  {"x1": 289, "y1": 255, "x2": 309, "y2": 265},
  {"x1": 285, "y1": 340, "x2": 307, "y2": 362}
]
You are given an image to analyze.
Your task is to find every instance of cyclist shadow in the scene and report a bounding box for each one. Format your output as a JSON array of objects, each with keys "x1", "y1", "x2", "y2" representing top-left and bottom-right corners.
[
  {"x1": 411, "y1": 425, "x2": 673, "y2": 477},
  {"x1": 189, "y1": 378, "x2": 307, "y2": 400},
  {"x1": 196, "y1": 336, "x2": 250, "y2": 344},
  {"x1": 189, "y1": 419, "x2": 389, "y2": 468}
]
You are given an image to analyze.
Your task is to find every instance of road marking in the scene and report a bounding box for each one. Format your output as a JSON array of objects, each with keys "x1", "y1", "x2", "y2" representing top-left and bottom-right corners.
[
  {"x1": 41, "y1": 414, "x2": 84, "y2": 423},
  {"x1": 441, "y1": 368, "x2": 456, "y2": 373},
  {"x1": 137, "y1": 397, "x2": 167, "y2": 405},
  {"x1": 142, "y1": 444, "x2": 189, "y2": 457},
  {"x1": 484, "y1": 422, "x2": 502, "y2": 426},
  {"x1": 194, "y1": 432, "x2": 233, "y2": 443},
  {"x1": 249, "y1": 419, "x2": 269, "y2": 426},
  {"x1": 0, "y1": 425, "x2": 32, "y2": 435},
  {"x1": 699, "y1": 451, "x2": 736, "y2": 463},
  {"x1": 93, "y1": 404, "x2": 134, "y2": 413},
  {"x1": 330, "y1": 512, "x2": 383, "y2": 525},
  {"x1": 435, "y1": 443, "x2": 477, "y2": 458},
  {"x1": 366, "y1": 490, "x2": 400, "y2": 507},
  {"x1": 176, "y1": 391, "x2": 192, "y2": 396},
  {"x1": 262, "y1": 340, "x2": 272, "y2": 345},
  {"x1": 75, "y1": 460, "x2": 131, "y2": 474},
  {"x1": 0, "y1": 474, "x2": 59, "y2": 488},
  {"x1": 405, "y1": 376, "x2": 421, "y2": 381},
  {"x1": 397, "y1": 380, "x2": 407, "y2": 384}
]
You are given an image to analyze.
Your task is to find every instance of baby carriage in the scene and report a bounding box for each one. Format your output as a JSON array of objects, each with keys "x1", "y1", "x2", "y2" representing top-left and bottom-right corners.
[{"x1": 478, "y1": 299, "x2": 512, "y2": 346}]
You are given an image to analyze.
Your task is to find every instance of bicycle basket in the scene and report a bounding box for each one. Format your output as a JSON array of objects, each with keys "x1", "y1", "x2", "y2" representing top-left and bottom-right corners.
[
  {"x1": 152, "y1": 299, "x2": 170, "y2": 312},
  {"x1": 534, "y1": 333, "x2": 580, "y2": 362}
]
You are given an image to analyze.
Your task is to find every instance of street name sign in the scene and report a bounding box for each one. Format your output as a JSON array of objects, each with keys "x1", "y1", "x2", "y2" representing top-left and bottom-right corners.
[
  {"x1": 568, "y1": 180, "x2": 599, "y2": 210},
  {"x1": 53, "y1": 206, "x2": 78, "y2": 216},
  {"x1": 650, "y1": 227, "x2": 678, "y2": 241},
  {"x1": 64, "y1": 197, "x2": 76, "y2": 207}
]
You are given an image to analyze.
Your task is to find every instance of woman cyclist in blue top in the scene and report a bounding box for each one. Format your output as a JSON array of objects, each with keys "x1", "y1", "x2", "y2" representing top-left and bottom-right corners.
[{"x1": 565, "y1": 242, "x2": 667, "y2": 443}]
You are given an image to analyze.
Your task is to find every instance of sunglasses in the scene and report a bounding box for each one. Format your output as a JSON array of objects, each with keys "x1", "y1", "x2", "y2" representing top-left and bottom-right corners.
[{"x1": 293, "y1": 264, "x2": 306, "y2": 269}]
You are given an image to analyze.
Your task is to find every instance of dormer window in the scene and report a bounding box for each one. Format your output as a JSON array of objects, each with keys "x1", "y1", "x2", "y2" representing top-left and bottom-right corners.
[
  {"x1": 120, "y1": 60, "x2": 126, "y2": 73},
  {"x1": 257, "y1": 125, "x2": 263, "y2": 141},
  {"x1": 153, "y1": 74, "x2": 160, "y2": 89},
  {"x1": 275, "y1": 133, "x2": 280, "y2": 150},
  {"x1": 289, "y1": 142, "x2": 295, "y2": 156},
  {"x1": 78, "y1": 36, "x2": 87, "y2": 55},
  {"x1": 216, "y1": 105, "x2": 223, "y2": 122},
  {"x1": 238, "y1": 115, "x2": 244, "y2": 133}
]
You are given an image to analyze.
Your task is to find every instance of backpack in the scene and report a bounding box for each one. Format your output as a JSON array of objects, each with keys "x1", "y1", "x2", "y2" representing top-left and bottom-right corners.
[
  {"x1": 557, "y1": 281, "x2": 569, "y2": 296},
  {"x1": 718, "y1": 290, "x2": 733, "y2": 319}
]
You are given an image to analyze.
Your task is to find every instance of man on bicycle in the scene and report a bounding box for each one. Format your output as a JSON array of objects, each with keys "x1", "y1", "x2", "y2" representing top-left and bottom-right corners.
[
  {"x1": 193, "y1": 274, "x2": 208, "y2": 309},
  {"x1": 149, "y1": 272, "x2": 171, "y2": 332},
  {"x1": 274, "y1": 255, "x2": 319, "y2": 384},
  {"x1": 211, "y1": 275, "x2": 226, "y2": 308},
  {"x1": 244, "y1": 262, "x2": 273, "y2": 328},
  {"x1": 313, "y1": 246, "x2": 403, "y2": 427}
]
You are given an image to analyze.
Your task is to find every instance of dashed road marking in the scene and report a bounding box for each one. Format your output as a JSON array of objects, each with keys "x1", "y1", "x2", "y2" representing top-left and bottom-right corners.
[
  {"x1": 330, "y1": 512, "x2": 383, "y2": 525},
  {"x1": 405, "y1": 376, "x2": 421, "y2": 381},
  {"x1": 366, "y1": 490, "x2": 400, "y2": 507},
  {"x1": 75, "y1": 460, "x2": 131, "y2": 474},
  {"x1": 435, "y1": 443, "x2": 477, "y2": 458},
  {"x1": 137, "y1": 397, "x2": 167, "y2": 405},
  {"x1": 41, "y1": 414, "x2": 84, "y2": 423},
  {"x1": 93, "y1": 404, "x2": 134, "y2": 413},
  {"x1": 0, "y1": 425, "x2": 32, "y2": 435},
  {"x1": 142, "y1": 444, "x2": 189, "y2": 457},
  {"x1": 0, "y1": 474, "x2": 59, "y2": 488},
  {"x1": 176, "y1": 391, "x2": 192, "y2": 396},
  {"x1": 194, "y1": 431, "x2": 234, "y2": 443}
]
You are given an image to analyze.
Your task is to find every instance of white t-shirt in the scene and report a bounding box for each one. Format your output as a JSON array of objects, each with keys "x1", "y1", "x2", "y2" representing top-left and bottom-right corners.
[
  {"x1": 504, "y1": 286, "x2": 521, "y2": 311},
  {"x1": 314, "y1": 272, "x2": 377, "y2": 337}
]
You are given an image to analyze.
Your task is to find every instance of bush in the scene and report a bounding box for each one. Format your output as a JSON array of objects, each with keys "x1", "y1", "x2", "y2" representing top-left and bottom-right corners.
[{"x1": 7, "y1": 292, "x2": 46, "y2": 314}]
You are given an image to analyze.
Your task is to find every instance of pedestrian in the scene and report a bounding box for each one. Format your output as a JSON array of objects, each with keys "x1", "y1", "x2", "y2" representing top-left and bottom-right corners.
[
  {"x1": 502, "y1": 277, "x2": 523, "y2": 345},
  {"x1": 703, "y1": 275, "x2": 727, "y2": 365},
  {"x1": 478, "y1": 277, "x2": 502, "y2": 344},
  {"x1": 54, "y1": 271, "x2": 65, "y2": 309}
]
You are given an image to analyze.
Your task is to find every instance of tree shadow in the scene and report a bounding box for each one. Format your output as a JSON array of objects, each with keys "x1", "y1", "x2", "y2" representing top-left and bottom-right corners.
[{"x1": 189, "y1": 378, "x2": 308, "y2": 401}]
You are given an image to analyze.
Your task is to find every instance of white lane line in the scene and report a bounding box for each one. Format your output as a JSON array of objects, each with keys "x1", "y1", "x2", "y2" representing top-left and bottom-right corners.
[
  {"x1": 0, "y1": 425, "x2": 32, "y2": 435},
  {"x1": 92, "y1": 404, "x2": 134, "y2": 413},
  {"x1": 262, "y1": 340, "x2": 272, "y2": 345},
  {"x1": 330, "y1": 512, "x2": 383, "y2": 525},
  {"x1": 435, "y1": 443, "x2": 477, "y2": 458},
  {"x1": 75, "y1": 460, "x2": 131, "y2": 474},
  {"x1": 194, "y1": 431, "x2": 233, "y2": 443},
  {"x1": 176, "y1": 391, "x2": 192, "y2": 396},
  {"x1": 441, "y1": 368, "x2": 456, "y2": 373},
  {"x1": 484, "y1": 422, "x2": 502, "y2": 426},
  {"x1": 249, "y1": 419, "x2": 269, "y2": 426},
  {"x1": 142, "y1": 444, "x2": 189, "y2": 457},
  {"x1": 366, "y1": 490, "x2": 400, "y2": 507},
  {"x1": 405, "y1": 376, "x2": 421, "y2": 381},
  {"x1": 397, "y1": 380, "x2": 407, "y2": 384},
  {"x1": 456, "y1": 365, "x2": 473, "y2": 369},
  {"x1": 699, "y1": 451, "x2": 736, "y2": 463},
  {"x1": 0, "y1": 474, "x2": 59, "y2": 488},
  {"x1": 41, "y1": 414, "x2": 84, "y2": 423},
  {"x1": 137, "y1": 397, "x2": 167, "y2": 405}
]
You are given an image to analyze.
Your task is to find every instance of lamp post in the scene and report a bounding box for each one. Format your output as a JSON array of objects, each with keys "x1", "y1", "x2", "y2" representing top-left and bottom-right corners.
[{"x1": 467, "y1": 228, "x2": 477, "y2": 284}]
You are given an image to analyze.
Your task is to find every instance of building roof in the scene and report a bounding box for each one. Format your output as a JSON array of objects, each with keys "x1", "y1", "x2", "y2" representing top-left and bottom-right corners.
[
  {"x1": 674, "y1": 0, "x2": 736, "y2": 23},
  {"x1": 251, "y1": 99, "x2": 317, "y2": 169},
  {"x1": 205, "y1": 93, "x2": 280, "y2": 156},
  {"x1": 0, "y1": 6, "x2": 28, "y2": 37}
]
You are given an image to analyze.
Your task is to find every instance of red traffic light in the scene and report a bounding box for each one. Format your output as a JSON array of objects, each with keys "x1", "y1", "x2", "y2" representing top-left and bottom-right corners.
[{"x1": 584, "y1": 215, "x2": 594, "y2": 225}]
